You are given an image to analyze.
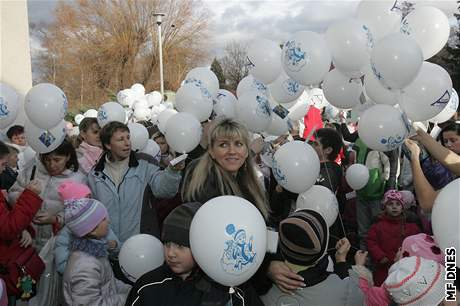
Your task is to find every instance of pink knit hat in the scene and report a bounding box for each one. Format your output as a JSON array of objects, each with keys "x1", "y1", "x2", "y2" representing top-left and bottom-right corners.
[
  {"x1": 401, "y1": 234, "x2": 444, "y2": 266},
  {"x1": 58, "y1": 180, "x2": 91, "y2": 202},
  {"x1": 382, "y1": 189, "x2": 404, "y2": 206},
  {"x1": 400, "y1": 190, "x2": 416, "y2": 209}
]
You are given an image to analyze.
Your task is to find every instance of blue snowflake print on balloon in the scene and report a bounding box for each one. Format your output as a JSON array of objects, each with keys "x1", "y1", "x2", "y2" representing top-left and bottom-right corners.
[
  {"x1": 272, "y1": 158, "x2": 287, "y2": 185},
  {"x1": 283, "y1": 40, "x2": 306, "y2": 72},
  {"x1": 39, "y1": 131, "x2": 56, "y2": 147},
  {"x1": 362, "y1": 25, "x2": 374, "y2": 49},
  {"x1": 185, "y1": 78, "x2": 212, "y2": 100},
  {"x1": 98, "y1": 109, "x2": 108, "y2": 122},
  {"x1": 282, "y1": 79, "x2": 300, "y2": 96},
  {"x1": 430, "y1": 90, "x2": 450, "y2": 108},
  {"x1": 221, "y1": 224, "x2": 256, "y2": 275},
  {"x1": 253, "y1": 80, "x2": 268, "y2": 95},
  {"x1": 0, "y1": 97, "x2": 10, "y2": 118},
  {"x1": 255, "y1": 95, "x2": 271, "y2": 118},
  {"x1": 400, "y1": 19, "x2": 412, "y2": 36},
  {"x1": 380, "y1": 135, "x2": 405, "y2": 151}
]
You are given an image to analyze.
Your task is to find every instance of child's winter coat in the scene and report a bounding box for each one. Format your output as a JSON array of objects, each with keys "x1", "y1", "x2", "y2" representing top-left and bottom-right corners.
[{"x1": 367, "y1": 215, "x2": 421, "y2": 285}]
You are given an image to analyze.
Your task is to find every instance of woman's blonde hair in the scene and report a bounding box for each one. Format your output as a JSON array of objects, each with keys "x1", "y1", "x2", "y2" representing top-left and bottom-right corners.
[{"x1": 181, "y1": 118, "x2": 269, "y2": 219}]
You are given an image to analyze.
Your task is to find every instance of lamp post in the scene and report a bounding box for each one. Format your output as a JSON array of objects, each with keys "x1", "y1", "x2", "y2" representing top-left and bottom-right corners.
[{"x1": 152, "y1": 12, "x2": 165, "y2": 97}]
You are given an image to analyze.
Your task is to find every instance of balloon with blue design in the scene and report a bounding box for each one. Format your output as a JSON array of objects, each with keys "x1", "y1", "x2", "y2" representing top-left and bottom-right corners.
[
  {"x1": 358, "y1": 104, "x2": 409, "y2": 152},
  {"x1": 190, "y1": 196, "x2": 267, "y2": 286},
  {"x1": 0, "y1": 83, "x2": 19, "y2": 129},
  {"x1": 25, "y1": 120, "x2": 66, "y2": 154}
]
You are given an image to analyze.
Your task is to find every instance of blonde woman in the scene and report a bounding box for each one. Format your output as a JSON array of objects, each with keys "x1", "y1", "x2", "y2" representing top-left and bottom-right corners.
[{"x1": 181, "y1": 118, "x2": 305, "y2": 294}]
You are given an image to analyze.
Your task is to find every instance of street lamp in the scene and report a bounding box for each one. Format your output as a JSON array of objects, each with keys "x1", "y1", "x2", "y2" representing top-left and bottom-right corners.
[{"x1": 152, "y1": 12, "x2": 165, "y2": 97}]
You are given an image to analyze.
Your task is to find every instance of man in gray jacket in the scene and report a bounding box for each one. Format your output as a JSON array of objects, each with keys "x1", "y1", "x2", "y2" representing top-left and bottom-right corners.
[
  {"x1": 261, "y1": 209, "x2": 365, "y2": 306},
  {"x1": 88, "y1": 121, "x2": 183, "y2": 244}
]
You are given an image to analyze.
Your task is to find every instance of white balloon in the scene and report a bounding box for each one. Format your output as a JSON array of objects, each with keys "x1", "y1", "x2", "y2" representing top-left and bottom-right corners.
[
  {"x1": 213, "y1": 89, "x2": 237, "y2": 119},
  {"x1": 185, "y1": 67, "x2": 219, "y2": 98},
  {"x1": 351, "y1": 100, "x2": 376, "y2": 122},
  {"x1": 165, "y1": 112, "x2": 202, "y2": 153},
  {"x1": 146, "y1": 91, "x2": 163, "y2": 107},
  {"x1": 356, "y1": 0, "x2": 402, "y2": 42},
  {"x1": 127, "y1": 122, "x2": 149, "y2": 151},
  {"x1": 296, "y1": 185, "x2": 339, "y2": 227},
  {"x1": 364, "y1": 72, "x2": 398, "y2": 105},
  {"x1": 0, "y1": 83, "x2": 19, "y2": 129},
  {"x1": 236, "y1": 91, "x2": 272, "y2": 133},
  {"x1": 175, "y1": 82, "x2": 213, "y2": 122},
  {"x1": 97, "y1": 102, "x2": 126, "y2": 127},
  {"x1": 24, "y1": 83, "x2": 68, "y2": 129},
  {"x1": 25, "y1": 120, "x2": 66, "y2": 154},
  {"x1": 266, "y1": 114, "x2": 290, "y2": 136},
  {"x1": 133, "y1": 98, "x2": 148, "y2": 110},
  {"x1": 117, "y1": 89, "x2": 136, "y2": 108},
  {"x1": 429, "y1": 88, "x2": 459, "y2": 124},
  {"x1": 282, "y1": 31, "x2": 332, "y2": 86},
  {"x1": 288, "y1": 98, "x2": 310, "y2": 122},
  {"x1": 84, "y1": 109, "x2": 98, "y2": 118},
  {"x1": 307, "y1": 88, "x2": 329, "y2": 109},
  {"x1": 432, "y1": 178, "x2": 460, "y2": 267},
  {"x1": 74, "y1": 114, "x2": 85, "y2": 125},
  {"x1": 141, "y1": 139, "x2": 161, "y2": 162},
  {"x1": 268, "y1": 72, "x2": 306, "y2": 104},
  {"x1": 358, "y1": 104, "x2": 409, "y2": 152},
  {"x1": 370, "y1": 33, "x2": 423, "y2": 90},
  {"x1": 401, "y1": 6, "x2": 450, "y2": 59},
  {"x1": 326, "y1": 18, "x2": 374, "y2": 78},
  {"x1": 130, "y1": 83, "x2": 146, "y2": 97},
  {"x1": 323, "y1": 69, "x2": 363, "y2": 109},
  {"x1": 345, "y1": 164, "x2": 370, "y2": 190},
  {"x1": 133, "y1": 107, "x2": 151, "y2": 122},
  {"x1": 247, "y1": 38, "x2": 282, "y2": 85},
  {"x1": 272, "y1": 141, "x2": 320, "y2": 194},
  {"x1": 157, "y1": 109, "x2": 177, "y2": 134},
  {"x1": 119, "y1": 234, "x2": 164, "y2": 282},
  {"x1": 237, "y1": 75, "x2": 268, "y2": 98},
  {"x1": 189, "y1": 196, "x2": 267, "y2": 286},
  {"x1": 401, "y1": 62, "x2": 453, "y2": 121}
]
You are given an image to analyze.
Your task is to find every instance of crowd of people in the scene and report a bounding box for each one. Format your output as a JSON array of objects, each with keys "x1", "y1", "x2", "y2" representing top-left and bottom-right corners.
[{"x1": 0, "y1": 104, "x2": 459, "y2": 306}]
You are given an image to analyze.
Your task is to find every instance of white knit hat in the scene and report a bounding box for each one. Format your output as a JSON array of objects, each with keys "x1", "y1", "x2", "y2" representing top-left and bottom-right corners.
[{"x1": 384, "y1": 256, "x2": 446, "y2": 306}]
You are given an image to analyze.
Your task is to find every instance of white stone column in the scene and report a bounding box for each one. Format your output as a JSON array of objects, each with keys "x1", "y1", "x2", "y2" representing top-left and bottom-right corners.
[{"x1": 0, "y1": 0, "x2": 32, "y2": 125}]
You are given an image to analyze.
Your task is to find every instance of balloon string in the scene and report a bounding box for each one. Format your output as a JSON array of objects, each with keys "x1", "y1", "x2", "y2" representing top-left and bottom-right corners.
[{"x1": 312, "y1": 128, "x2": 347, "y2": 239}]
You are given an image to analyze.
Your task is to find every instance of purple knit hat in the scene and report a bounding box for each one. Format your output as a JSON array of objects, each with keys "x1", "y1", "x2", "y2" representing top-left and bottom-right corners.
[{"x1": 64, "y1": 198, "x2": 108, "y2": 237}]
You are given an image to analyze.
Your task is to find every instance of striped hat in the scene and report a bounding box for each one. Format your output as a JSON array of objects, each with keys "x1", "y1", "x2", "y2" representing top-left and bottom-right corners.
[
  {"x1": 384, "y1": 256, "x2": 446, "y2": 306},
  {"x1": 279, "y1": 209, "x2": 329, "y2": 266},
  {"x1": 64, "y1": 198, "x2": 108, "y2": 237}
]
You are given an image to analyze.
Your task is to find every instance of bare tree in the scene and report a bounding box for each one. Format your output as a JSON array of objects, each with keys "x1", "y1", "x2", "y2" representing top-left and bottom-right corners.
[
  {"x1": 220, "y1": 41, "x2": 249, "y2": 91},
  {"x1": 37, "y1": 0, "x2": 210, "y2": 111}
]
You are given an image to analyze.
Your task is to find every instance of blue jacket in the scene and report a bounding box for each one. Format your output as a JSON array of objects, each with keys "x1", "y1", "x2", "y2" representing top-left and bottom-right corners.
[
  {"x1": 54, "y1": 226, "x2": 121, "y2": 274},
  {"x1": 88, "y1": 152, "x2": 181, "y2": 243}
]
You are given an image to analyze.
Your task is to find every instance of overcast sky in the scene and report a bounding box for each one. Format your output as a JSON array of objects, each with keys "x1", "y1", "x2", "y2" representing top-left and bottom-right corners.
[{"x1": 26, "y1": 0, "x2": 459, "y2": 61}]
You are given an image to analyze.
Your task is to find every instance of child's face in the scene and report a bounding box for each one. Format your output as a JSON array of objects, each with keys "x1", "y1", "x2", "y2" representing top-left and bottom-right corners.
[
  {"x1": 11, "y1": 133, "x2": 26, "y2": 146},
  {"x1": 164, "y1": 242, "x2": 196, "y2": 280},
  {"x1": 154, "y1": 136, "x2": 169, "y2": 155},
  {"x1": 385, "y1": 200, "x2": 403, "y2": 217},
  {"x1": 89, "y1": 218, "x2": 109, "y2": 238},
  {"x1": 81, "y1": 123, "x2": 101, "y2": 148}
]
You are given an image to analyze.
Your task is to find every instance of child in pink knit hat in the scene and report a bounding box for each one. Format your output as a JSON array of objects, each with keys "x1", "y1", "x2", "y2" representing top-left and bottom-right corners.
[{"x1": 57, "y1": 180, "x2": 91, "y2": 202}]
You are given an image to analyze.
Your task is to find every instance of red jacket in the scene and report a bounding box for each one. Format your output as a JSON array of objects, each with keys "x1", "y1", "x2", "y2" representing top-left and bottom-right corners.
[
  {"x1": 0, "y1": 189, "x2": 42, "y2": 265},
  {"x1": 367, "y1": 215, "x2": 421, "y2": 286}
]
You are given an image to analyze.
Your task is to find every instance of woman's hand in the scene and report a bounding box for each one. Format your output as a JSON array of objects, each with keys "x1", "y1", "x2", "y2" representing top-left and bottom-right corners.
[
  {"x1": 267, "y1": 260, "x2": 305, "y2": 294},
  {"x1": 33, "y1": 211, "x2": 57, "y2": 225},
  {"x1": 335, "y1": 238, "x2": 351, "y2": 263},
  {"x1": 26, "y1": 180, "x2": 42, "y2": 195},
  {"x1": 19, "y1": 230, "x2": 32, "y2": 248},
  {"x1": 405, "y1": 139, "x2": 421, "y2": 159}
]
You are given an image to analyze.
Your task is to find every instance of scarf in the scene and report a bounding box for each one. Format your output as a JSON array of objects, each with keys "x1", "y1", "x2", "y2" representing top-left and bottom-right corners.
[
  {"x1": 70, "y1": 237, "x2": 108, "y2": 258},
  {"x1": 78, "y1": 142, "x2": 103, "y2": 174}
]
